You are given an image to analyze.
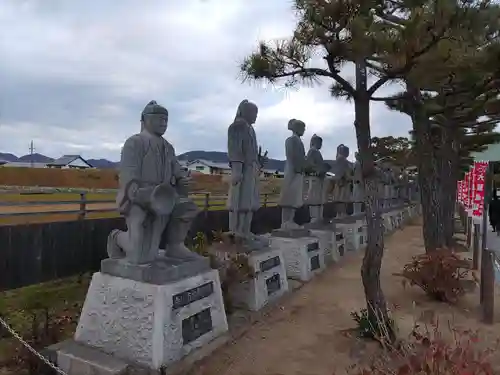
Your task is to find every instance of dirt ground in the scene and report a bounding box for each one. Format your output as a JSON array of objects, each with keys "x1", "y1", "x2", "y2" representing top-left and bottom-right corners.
[{"x1": 187, "y1": 219, "x2": 500, "y2": 375}]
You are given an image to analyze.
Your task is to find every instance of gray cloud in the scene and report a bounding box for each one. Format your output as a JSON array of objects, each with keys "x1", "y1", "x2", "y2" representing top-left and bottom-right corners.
[{"x1": 0, "y1": 0, "x2": 412, "y2": 162}]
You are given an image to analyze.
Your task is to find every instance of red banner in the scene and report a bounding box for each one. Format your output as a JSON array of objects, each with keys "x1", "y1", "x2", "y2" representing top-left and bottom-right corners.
[
  {"x1": 462, "y1": 176, "x2": 468, "y2": 205},
  {"x1": 472, "y1": 161, "x2": 488, "y2": 217},
  {"x1": 464, "y1": 172, "x2": 471, "y2": 208}
]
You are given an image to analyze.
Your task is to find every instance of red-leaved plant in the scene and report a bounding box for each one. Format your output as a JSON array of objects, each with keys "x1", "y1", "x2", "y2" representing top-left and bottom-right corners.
[
  {"x1": 344, "y1": 322, "x2": 498, "y2": 375},
  {"x1": 394, "y1": 248, "x2": 477, "y2": 303}
]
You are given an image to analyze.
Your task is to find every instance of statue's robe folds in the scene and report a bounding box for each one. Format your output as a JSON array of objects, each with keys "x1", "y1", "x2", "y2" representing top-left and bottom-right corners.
[
  {"x1": 305, "y1": 148, "x2": 328, "y2": 206},
  {"x1": 227, "y1": 119, "x2": 260, "y2": 213},
  {"x1": 332, "y1": 159, "x2": 352, "y2": 202},
  {"x1": 280, "y1": 135, "x2": 306, "y2": 208},
  {"x1": 115, "y1": 131, "x2": 197, "y2": 263}
]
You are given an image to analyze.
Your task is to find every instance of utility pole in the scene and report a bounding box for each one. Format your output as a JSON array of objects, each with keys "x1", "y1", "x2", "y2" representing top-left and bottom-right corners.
[{"x1": 29, "y1": 140, "x2": 35, "y2": 168}]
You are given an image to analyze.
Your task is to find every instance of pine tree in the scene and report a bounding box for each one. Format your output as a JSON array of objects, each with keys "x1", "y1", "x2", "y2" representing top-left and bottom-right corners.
[
  {"x1": 385, "y1": 34, "x2": 500, "y2": 250},
  {"x1": 239, "y1": 0, "x2": 470, "y2": 336}
]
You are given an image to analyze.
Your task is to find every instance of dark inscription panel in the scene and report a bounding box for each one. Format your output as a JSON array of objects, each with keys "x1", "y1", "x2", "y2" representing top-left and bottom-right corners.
[
  {"x1": 260, "y1": 256, "x2": 281, "y2": 272},
  {"x1": 307, "y1": 242, "x2": 319, "y2": 252},
  {"x1": 266, "y1": 273, "x2": 281, "y2": 296},
  {"x1": 338, "y1": 244, "x2": 345, "y2": 256},
  {"x1": 359, "y1": 235, "x2": 364, "y2": 245},
  {"x1": 310, "y1": 255, "x2": 320, "y2": 271},
  {"x1": 357, "y1": 226, "x2": 363, "y2": 233},
  {"x1": 172, "y1": 282, "x2": 214, "y2": 310},
  {"x1": 182, "y1": 308, "x2": 213, "y2": 345},
  {"x1": 336, "y1": 233, "x2": 343, "y2": 241}
]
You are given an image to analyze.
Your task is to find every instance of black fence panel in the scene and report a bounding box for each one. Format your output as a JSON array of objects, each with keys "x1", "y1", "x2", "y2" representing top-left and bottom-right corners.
[{"x1": 0, "y1": 202, "x2": 343, "y2": 290}]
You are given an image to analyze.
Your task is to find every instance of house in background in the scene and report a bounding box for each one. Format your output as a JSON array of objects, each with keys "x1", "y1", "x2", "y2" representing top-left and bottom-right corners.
[
  {"x1": 46, "y1": 155, "x2": 94, "y2": 170},
  {"x1": 186, "y1": 159, "x2": 231, "y2": 175},
  {"x1": 261, "y1": 168, "x2": 284, "y2": 178}
]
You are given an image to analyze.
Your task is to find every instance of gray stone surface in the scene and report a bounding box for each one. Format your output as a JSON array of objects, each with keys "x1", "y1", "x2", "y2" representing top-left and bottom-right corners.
[
  {"x1": 74, "y1": 270, "x2": 228, "y2": 370},
  {"x1": 331, "y1": 144, "x2": 352, "y2": 204},
  {"x1": 305, "y1": 134, "x2": 330, "y2": 223},
  {"x1": 46, "y1": 340, "x2": 129, "y2": 375},
  {"x1": 268, "y1": 236, "x2": 324, "y2": 281},
  {"x1": 279, "y1": 119, "x2": 307, "y2": 229},
  {"x1": 271, "y1": 227, "x2": 311, "y2": 238},
  {"x1": 227, "y1": 100, "x2": 268, "y2": 249},
  {"x1": 309, "y1": 229, "x2": 335, "y2": 264},
  {"x1": 100, "y1": 257, "x2": 211, "y2": 285},
  {"x1": 106, "y1": 100, "x2": 200, "y2": 269},
  {"x1": 227, "y1": 246, "x2": 289, "y2": 311}
]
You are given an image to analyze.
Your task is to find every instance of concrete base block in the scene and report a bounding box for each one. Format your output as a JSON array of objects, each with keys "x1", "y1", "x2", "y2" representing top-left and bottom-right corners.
[
  {"x1": 268, "y1": 236, "x2": 324, "y2": 281},
  {"x1": 309, "y1": 228, "x2": 336, "y2": 265},
  {"x1": 46, "y1": 340, "x2": 128, "y2": 375},
  {"x1": 74, "y1": 270, "x2": 228, "y2": 370},
  {"x1": 227, "y1": 246, "x2": 289, "y2": 311}
]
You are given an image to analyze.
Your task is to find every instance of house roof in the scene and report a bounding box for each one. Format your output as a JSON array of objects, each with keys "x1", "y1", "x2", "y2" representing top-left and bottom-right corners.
[
  {"x1": 187, "y1": 159, "x2": 230, "y2": 169},
  {"x1": 2, "y1": 161, "x2": 48, "y2": 168},
  {"x1": 47, "y1": 155, "x2": 93, "y2": 167}
]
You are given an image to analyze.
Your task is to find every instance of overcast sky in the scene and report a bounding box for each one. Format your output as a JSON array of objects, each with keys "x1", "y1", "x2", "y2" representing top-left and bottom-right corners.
[{"x1": 0, "y1": 0, "x2": 412, "y2": 162}]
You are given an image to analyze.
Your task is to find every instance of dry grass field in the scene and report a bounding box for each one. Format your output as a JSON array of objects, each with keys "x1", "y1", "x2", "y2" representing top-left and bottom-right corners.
[{"x1": 0, "y1": 176, "x2": 282, "y2": 225}]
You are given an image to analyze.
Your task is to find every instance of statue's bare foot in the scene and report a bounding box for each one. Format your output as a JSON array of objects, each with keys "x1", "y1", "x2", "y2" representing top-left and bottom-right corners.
[
  {"x1": 107, "y1": 229, "x2": 125, "y2": 259},
  {"x1": 166, "y1": 244, "x2": 206, "y2": 261}
]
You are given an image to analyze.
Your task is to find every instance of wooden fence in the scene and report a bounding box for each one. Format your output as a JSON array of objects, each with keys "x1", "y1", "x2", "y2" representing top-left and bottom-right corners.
[{"x1": 0, "y1": 192, "x2": 281, "y2": 220}]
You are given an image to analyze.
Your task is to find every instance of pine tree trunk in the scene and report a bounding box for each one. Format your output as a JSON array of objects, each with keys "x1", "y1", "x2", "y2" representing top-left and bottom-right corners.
[
  {"x1": 354, "y1": 62, "x2": 393, "y2": 340},
  {"x1": 410, "y1": 87, "x2": 445, "y2": 252},
  {"x1": 439, "y1": 126, "x2": 458, "y2": 247}
]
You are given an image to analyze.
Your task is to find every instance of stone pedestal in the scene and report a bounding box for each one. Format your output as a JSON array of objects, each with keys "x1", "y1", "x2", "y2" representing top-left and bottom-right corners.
[
  {"x1": 336, "y1": 223, "x2": 355, "y2": 252},
  {"x1": 355, "y1": 220, "x2": 367, "y2": 250},
  {"x1": 268, "y1": 236, "x2": 324, "y2": 281},
  {"x1": 332, "y1": 229, "x2": 345, "y2": 259},
  {"x1": 382, "y1": 214, "x2": 391, "y2": 234},
  {"x1": 227, "y1": 247, "x2": 289, "y2": 311},
  {"x1": 74, "y1": 269, "x2": 228, "y2": 370},
  {"x1": 337, "y1": 221, "x2": 365, "y2": 252},
  {"x1": 309, "y1": 228, "x2": 336, "y2": 265}
]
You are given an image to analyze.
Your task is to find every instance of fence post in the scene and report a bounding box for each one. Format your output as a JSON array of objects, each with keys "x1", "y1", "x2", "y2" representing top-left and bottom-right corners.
[
  {"x1": 481, "y1": 250, "x2": 495, "y2": 324},
  {"x1": 466, "y1": 216, "x2": 472, "y2": 249},
  {"x1": 263, "y1": 193, "x2": 268, "y2": 208},
  {"x1": 204, "y1": 193, "x2": 210, "y2": 212},
  {"x1": 472, "y1": 223, "x2": 480, "y2": 270},
  {"x1": 78, "y1": 192, "x2": 86, "y2": 220}
]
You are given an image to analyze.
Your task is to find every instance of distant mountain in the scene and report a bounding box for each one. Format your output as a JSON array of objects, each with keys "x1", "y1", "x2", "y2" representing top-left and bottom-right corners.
[
  {"x1": 178, "y1": 150, "x2": 286, "y2": 172},
  {"x1": 18, "y1": 153, "x2": 54, "y2": 163},
  {"x1": 0, "y1": 153, "x2": 18, "y2": 162}
]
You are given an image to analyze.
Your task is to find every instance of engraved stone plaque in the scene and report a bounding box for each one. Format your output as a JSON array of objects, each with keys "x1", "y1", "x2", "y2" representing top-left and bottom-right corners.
[
  {"x1": 265, "y1": 273, "x2": 281, "y2": 296},
  {"x1": 182, "y1": 308, "x2": 213, "y2": 345},
  {"x1": 307, "y1": 242, "x2": 319, "y2": 252},
  {"x1": 260, "y1": 256, "x2": 281, "y2": 272},
  {"x1": 172, "y1": 282, "x2": 214, "y2": 310},
  {"x1": 310, "y1": 254, "x2": 320, "y2": 270}
]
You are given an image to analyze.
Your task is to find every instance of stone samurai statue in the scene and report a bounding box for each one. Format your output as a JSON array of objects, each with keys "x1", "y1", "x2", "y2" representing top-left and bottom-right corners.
[
  {"x1": 107, "y1": 100, "x2": 200, "y2": 264},
  {"x1": 279, "y1": 119, "x2": 306, "y2": 229},
  {"x1": 227, "y1": 99, "x2": 268, "y2": 248},
  {"x1": 304, "y1": 134, "x2": 331, "y2": 223}
]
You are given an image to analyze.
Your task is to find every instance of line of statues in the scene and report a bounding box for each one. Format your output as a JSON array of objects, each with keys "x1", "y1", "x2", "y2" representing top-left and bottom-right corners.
[{"x1": 106, "y1": 99, "x2": 414, "y2": 266}]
